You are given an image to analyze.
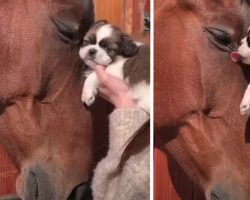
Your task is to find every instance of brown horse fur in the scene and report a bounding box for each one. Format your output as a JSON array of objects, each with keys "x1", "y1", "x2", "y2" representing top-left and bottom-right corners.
[
  {"x1": 155, "y1": 0, "x2": 250, "y2": 199},
  {"x1": 0, "y1": 0, "x2": 96, "y2": 199}
]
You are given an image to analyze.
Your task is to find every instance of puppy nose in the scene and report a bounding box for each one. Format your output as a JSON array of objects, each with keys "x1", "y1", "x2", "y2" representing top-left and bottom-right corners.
[{"x1": 88, "y1": 49, "x2": 97, "y2": 56}]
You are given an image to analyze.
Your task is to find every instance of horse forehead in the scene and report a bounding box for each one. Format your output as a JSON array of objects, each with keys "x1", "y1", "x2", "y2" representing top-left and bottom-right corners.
[
  {"x1": 154, "y1": 0, "x2": 249, "y2": 124},
  {"x1": 178, "y1": 0, "x2": 243, "y2": 7}
]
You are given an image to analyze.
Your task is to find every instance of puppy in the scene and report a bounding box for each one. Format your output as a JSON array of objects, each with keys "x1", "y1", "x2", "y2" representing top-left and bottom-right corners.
[
  {"x1": 79, "y1": 20, "x2": 150, "y2": 113},
  {"x1": 231, "y1": 28, "x2": 250, "y2": 115}
]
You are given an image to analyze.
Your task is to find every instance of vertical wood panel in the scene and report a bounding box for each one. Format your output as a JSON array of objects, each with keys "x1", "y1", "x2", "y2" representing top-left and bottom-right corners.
[
  {"x1": 0, "y1": 146, "x2": 18, "y2": 195},
  {"x1": 94, "y1": 0, "x2": 123, "y2": 28},
  {"x1": 94, "y1": 0, "x2": 147, "y2": 35},
  {"x1": 154, "y1": 148, "x2": 180, "y2": 200},
  {"x1": 154, "y1": 147, "x2": 205, "y2": 200}
]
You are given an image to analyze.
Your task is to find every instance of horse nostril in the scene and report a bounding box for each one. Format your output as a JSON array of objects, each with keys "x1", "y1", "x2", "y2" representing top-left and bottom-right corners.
[
  {"x1": 25, "y1": 167, "x2": 55, "y2": 200},
  {"x1": 88, "y1": 49, "x2": 97, "y2": 56},
  {"x1": 27, "y1": 171, "x2": 39, "y2": 200}
]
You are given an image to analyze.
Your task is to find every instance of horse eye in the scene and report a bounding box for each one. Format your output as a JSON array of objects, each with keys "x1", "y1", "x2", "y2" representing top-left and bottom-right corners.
[{"x1": 203, "y1": 27, "x2": 233, "y2": 52}]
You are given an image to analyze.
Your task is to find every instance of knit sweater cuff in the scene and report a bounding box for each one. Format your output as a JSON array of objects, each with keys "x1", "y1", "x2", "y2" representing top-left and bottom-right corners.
[{"x1": 108, "y1": 108, "x2": 149, "y2": 154}]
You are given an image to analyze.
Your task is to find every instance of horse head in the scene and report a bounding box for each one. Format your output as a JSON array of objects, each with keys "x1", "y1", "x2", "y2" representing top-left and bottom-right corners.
[
  {"x1": 0, "y1": 0, "x2": 94, "y2": 199},
  {"x1": 155, "y1": 0, "x2": 250, "y2": 199}
]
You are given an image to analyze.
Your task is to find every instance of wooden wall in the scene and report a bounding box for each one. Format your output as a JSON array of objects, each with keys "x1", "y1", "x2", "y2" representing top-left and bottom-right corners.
[
  {"x1": 154, "y1": 149, "x2": 180, "y2": 200},
  {"x1": 94, "y1": 0, "x2": 149, "y2": 36},
  {"x1": 154, "y1": 148, "x2": 204, "y2": 200},
  {"x1": 0, "y1": 147, "x2": 17, "y2": 195}
]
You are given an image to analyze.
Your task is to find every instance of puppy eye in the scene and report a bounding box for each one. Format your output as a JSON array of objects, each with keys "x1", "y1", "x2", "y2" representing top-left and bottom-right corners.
[
  {"x1": 105, "y1": 47, "x2": 113, "y2": 52},
  {"x1": 82, "y1": 40, "x2": 91, "y2": 46},
  {"x1": 203, "y1": 27, "x2": 234, "y2": 52}
]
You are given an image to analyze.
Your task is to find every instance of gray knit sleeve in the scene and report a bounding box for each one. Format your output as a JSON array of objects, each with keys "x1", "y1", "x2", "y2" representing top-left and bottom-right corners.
[
  {"x1": 108, "y1": 108, "x2": 149, "y2": 155},
  {"x1": 91, "y1": 108, "x2": 149, "y2": 200}
]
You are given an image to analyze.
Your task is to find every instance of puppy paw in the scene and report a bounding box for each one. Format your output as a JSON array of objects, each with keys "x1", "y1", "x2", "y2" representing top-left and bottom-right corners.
[
  {"x1": 81, "y1": 89, "x2": 97, "y2": 106},
  {"x1": 240, "y1": 100, "x2": 250, "y2": 115}
]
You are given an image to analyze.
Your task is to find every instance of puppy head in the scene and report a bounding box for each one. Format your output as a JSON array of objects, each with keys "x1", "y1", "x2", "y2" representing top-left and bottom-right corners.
[
  {"x1": 79, "y1": 20, "x2": 139, "y2": 69},
  {"x1": 237, "y1": 28, "x2": 250, "y2": 64}
]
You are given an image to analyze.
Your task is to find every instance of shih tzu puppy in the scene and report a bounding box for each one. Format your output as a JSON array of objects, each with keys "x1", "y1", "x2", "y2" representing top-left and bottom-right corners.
[
  {"x1": 231, "y1": 28, "x2": 250, "y2": 115},
  {"x1": 79, "y1": 20, "x2": 150, "y2": 113}
]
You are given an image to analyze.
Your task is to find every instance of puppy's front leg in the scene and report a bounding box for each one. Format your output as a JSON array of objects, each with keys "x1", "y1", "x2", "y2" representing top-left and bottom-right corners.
[
  {"x1": 240, "y1": 84, "x2": 250, "y2": 115},
  {"x1": 82, "y1": 72, "x2": 99, "y2": 106}
]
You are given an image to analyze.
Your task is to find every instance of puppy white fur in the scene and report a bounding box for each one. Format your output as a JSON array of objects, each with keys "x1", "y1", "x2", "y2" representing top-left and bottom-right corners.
[
  {"x1": 236, "y1": 28, "x2": 250, "y2": 115},
  {"x1": 79, "y1": 21, "x2": 150, "y2": 113}
]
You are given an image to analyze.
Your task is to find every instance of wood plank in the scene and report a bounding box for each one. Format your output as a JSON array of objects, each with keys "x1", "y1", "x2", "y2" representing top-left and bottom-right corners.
[
  {"x1": 154, "y1": 148, "x2": 180, "y2": 200},
  {"x1": 94, "y1": 0, "x2": 123, "y2": 28},
  {"x1": 154, "y1": 148, "x2": 205, "y2": 200},
  {"x1": 0, "y1": 146, "x2": 18, "y2": 196}
]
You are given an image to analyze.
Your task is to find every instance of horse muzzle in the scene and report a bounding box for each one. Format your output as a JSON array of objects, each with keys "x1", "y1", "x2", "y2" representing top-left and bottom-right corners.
[
  {"x1": 209, "y1": 184, "x2": 248, "y2": 200},
  {"x1": 15, "y1": 164, "x2": 91, "y2": 200}
]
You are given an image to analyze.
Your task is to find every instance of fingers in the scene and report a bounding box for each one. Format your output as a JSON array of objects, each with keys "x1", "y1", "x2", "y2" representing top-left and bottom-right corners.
[
  {"x1": 98, "y1": 86, "x2": 110, "y2": 97},
  {"x1": 98, "y1": 87, "x2": 111, "y2": 102},
  {"x1": 95, "y1": 65, "x2": 109, "y2": 85}
]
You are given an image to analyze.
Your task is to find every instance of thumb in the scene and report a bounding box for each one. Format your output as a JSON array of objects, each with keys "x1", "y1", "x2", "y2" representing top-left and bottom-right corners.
[{"x1": 95, "y1": 65, "x2": 109, "y2": 85}]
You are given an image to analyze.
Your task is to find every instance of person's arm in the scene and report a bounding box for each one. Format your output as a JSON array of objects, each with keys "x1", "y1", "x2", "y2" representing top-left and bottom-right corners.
[
  {"x1": 91, "y1": 66, "x2": 149, "y2": 200},
  {"x1": 108, "y1": 108, "x2": 149, "y2": 154},
  {"x1": 94, "y1": 65, "x2": 149, "y2": 154}
]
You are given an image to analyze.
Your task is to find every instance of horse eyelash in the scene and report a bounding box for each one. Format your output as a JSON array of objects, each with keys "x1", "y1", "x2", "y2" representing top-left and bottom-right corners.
[{"x1": 227, "y1": 44, "x2": 234, "y2": 51}]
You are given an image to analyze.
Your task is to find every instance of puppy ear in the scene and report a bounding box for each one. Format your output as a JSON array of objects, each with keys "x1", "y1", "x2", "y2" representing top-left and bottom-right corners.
[
  {"x1": 88, "y1": 20, "x2": 108, "y2": 30},
  {"x1": 93, "y1": 20, "x2": 108, "y2": 26},
  {"x1": 120, "y1": 35, "x2": 139, "y2": 58}
]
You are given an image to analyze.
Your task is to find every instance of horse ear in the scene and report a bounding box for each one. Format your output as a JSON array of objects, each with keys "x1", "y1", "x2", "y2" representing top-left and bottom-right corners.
[
  {"x1": 120, "y1": 35, "x2": 139, "y2": 58},
  {"x1": 50, "y1": 0, "x2": 94, "y2": 45}
]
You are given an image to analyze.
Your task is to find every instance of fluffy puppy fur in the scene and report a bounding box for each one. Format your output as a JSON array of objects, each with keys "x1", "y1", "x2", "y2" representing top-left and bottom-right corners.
[
  {"x1": 233, "y1": 28, "x2": 250, "y2": 115},
  {"x1": 79, "y1": 20, "x2": 150, "y2": 113}
]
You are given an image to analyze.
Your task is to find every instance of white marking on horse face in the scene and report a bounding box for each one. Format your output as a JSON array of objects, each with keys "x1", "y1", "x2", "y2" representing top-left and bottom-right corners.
[{"x1": 238, "y1": 37, "x2": 250, "y2": 64}]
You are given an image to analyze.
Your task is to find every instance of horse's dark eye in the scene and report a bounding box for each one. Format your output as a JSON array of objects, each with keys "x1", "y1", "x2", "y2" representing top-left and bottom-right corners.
[{"x1": 203, "y1": 27, "x2": 233, "y2": 52}]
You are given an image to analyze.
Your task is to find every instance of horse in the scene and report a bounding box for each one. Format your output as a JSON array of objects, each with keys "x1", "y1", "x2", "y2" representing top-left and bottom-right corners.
[
  {"x1": 0, "y1": 0, "x2": 97, "y2": 199},
  {"x1": 155, "y1": 0, "x2": 250, "y2": 199}
]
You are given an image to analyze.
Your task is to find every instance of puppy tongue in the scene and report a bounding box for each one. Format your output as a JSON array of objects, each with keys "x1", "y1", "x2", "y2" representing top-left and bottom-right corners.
[{"x1": 230, "y1": 51, "x2": 242, "y2": 63}]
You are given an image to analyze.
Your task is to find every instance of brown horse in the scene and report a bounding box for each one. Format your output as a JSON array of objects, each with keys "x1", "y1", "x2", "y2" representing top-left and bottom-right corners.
[
  {"x1": 0, "y1": 0, "x2": 96, "y2": 199},
  {"x1": 155, "y1": 0, "x2": 250, "y2": 199}
]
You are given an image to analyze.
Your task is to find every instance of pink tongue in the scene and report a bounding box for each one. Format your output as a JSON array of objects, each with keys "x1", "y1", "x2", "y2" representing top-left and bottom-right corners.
[{"x1": 230, "y1": 51, "x2": 242, "y2": 63}]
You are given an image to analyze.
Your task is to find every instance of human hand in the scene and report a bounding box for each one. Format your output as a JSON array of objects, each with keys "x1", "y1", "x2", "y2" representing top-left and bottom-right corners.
[{"x1": 95, "y1": 65, "x2": 137, "y2": 109}]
